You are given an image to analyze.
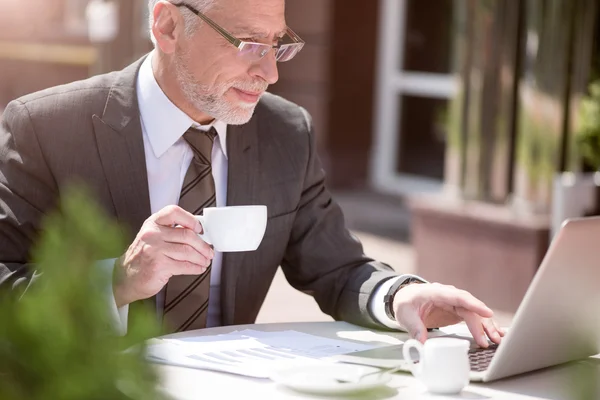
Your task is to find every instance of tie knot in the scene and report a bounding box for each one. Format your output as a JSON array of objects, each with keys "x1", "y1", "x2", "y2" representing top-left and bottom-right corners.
[{"x1": 183, "y1": 126, "x2": 217, "y2": 165}]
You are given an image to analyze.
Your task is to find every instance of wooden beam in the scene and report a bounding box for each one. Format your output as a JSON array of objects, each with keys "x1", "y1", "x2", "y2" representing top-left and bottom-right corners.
[{"x1": 0, "y1": 41, "x2": 97, "y2": 66}]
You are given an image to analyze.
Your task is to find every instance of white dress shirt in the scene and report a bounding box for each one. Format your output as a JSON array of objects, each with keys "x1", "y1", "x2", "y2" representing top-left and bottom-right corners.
[{"x1": 103, "y1": 51, "x2": 406, "y2": 333}]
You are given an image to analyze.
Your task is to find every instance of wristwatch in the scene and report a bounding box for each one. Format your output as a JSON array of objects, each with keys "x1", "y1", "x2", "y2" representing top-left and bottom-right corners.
[{"x1": 384, "y1": 276, "x2": 426, "y2": 320}]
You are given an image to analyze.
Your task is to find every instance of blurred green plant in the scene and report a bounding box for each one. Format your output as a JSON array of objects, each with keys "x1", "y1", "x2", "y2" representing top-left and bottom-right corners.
[
  {"x1": 567, "y1": 344, "x2": 600, "y2": 400},
  {"x1": 575, "y1": 80, "x2": 600, "y2": 171},
  {"x1": 0, "y1": 186, "x2": 165, "y2": 400}
]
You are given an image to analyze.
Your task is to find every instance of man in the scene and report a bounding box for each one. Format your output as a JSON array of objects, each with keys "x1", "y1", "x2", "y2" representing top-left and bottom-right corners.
[{"x1": 0, "y1": 0, "x2": 503, "y2": 347}]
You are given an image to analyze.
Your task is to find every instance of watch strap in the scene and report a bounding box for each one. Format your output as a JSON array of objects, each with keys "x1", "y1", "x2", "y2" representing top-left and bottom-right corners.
[{"x1": 383, "y1": 276, "x2": 426, "y2": 320}]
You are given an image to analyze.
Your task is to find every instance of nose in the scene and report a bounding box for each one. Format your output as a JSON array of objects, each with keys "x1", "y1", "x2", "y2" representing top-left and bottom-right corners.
[{"x1": 250, "y1": 49, "x2": 279, "y2": 85}]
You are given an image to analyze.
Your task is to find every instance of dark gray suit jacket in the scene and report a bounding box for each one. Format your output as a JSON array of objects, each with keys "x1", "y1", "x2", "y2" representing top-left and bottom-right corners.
[{"x1": 0, "y1": 56, "x2": 398, "y2": 328}]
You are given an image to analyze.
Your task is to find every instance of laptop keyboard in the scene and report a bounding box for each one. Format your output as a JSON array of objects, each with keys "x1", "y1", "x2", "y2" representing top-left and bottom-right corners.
[{"x1": 468, "y1": 344, "x2": 499, "y2": 372}]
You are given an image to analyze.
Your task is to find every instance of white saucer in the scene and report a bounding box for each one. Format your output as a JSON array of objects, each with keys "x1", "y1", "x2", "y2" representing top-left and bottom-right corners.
[{"x1": 271, "y1": 364, "x2": 392, "y2": 395}]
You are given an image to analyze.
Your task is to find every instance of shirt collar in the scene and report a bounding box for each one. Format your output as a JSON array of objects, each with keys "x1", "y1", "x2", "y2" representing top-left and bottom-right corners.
[{"x1": 136, "y1": 51, "x2": 228, "y2": 159}]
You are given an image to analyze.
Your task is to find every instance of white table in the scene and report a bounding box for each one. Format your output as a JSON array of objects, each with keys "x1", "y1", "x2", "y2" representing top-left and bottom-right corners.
[{"x1": 155, "y1": 321, "x2": 600, "y2": 400}]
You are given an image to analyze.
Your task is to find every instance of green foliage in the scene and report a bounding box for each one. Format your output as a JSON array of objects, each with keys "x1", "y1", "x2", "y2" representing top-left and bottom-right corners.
[
  {"x1": 567, "y1": 348, "x2": 600, "y2": 400},
  {"x1": 0, "y1": 186, "x2": 165, "y2": 400},
  {"x1": 576, "y1": 80, "x2": 600, "y2": 171},
  {"x1": 516, "y1": 104, "x2": 558, "y2": 189}
]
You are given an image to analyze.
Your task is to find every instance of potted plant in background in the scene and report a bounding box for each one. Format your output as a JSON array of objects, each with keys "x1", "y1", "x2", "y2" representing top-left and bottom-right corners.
[
  {"x1": 572, "y1": 78, "x2": 600, "y2": 219},
  {"x1": 0, "y1": 186, "x2": 166, "y2": 400},
  {"x1": 551, "y1": 79, "x2": 600, "y2": 237},
  {"x1": 575, "y1": 80, "x2": 600, "y2": 175}
]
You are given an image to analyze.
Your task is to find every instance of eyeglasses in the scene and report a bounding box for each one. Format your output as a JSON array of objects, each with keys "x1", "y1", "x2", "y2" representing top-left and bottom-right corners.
[{"x1": 175, "y1": 3, "x2": 305, "y2": 62}]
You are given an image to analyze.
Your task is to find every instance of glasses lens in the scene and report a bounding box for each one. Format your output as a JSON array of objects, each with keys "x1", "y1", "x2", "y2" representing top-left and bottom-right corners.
[
  {"x1": 239, "y1": 42, "x2": 303, "y2": 62},
  {"x1": 238, "y1": 43, "x2": 273, "y2": 61},
  {"x1": 275, "y1": 44, "x2": 304, "y2": 62}
]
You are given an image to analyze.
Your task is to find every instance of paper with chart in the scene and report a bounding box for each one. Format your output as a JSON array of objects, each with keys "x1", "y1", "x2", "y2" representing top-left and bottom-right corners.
[{"x1": 146, "y1": 330, "x2": 377, "y2": 378}]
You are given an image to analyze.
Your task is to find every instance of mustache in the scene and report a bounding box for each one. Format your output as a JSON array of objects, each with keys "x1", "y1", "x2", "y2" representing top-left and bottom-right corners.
[{"x1": 231, "y1": 81, "x2": 269, "y2": 93}]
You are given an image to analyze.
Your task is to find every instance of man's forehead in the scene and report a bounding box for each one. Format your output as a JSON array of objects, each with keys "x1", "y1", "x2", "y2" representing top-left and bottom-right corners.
[{"x1": 212, "y1": 0, "x2": 287, "y2": 37}]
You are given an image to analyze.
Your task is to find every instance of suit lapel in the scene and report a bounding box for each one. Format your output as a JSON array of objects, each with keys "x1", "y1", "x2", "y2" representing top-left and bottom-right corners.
[
  {"x1": 92, "y1": 58, "x2": 151, "y2": 239},
  {"x1": 91, "y1": 55, "x2": 262, "y2": 325},
  {"x1": 220, "y1": 116, "x2": 260, "y2": 325}
]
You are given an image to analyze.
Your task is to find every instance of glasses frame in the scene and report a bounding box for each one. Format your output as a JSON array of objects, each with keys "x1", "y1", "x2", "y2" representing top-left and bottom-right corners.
[{"x1": 175, "y1": 3, "x2": 305, "y2": 62}]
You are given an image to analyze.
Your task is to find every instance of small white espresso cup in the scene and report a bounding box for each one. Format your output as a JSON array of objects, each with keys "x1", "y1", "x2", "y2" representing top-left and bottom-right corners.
[
  {"x1": 402, "y1": 338, "x2": 470, "y2": 394},
  {"x1": 195, "y1": 205, "x2": 267, "y2": 252}
]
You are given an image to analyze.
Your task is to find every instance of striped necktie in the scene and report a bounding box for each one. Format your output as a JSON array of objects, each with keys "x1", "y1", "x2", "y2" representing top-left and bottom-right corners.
[{"x1": 163, "y1": 126, "x2": 217, "y2": 332}]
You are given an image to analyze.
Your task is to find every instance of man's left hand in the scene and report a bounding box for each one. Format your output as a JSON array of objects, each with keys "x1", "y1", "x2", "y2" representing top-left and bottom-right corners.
[{"x1": 393, "y1": 282, "x2": 505, "y2": 347}]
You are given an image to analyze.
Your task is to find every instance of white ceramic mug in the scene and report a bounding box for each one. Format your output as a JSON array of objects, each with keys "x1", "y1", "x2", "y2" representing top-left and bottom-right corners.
[
  {"x1": 195, "y1": 205, "x2": 267, "y2": 252},
  {"x1": 402, "y1": 338, "x2": 470, "y2": 394}
]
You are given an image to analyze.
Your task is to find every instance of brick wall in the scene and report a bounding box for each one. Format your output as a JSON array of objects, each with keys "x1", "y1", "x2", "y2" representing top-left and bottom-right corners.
[
  {"x1": 271, "y1": 0, "x2": 333, "y2": 158},
  {"x1": 272, "y1": 0, "x2": 380, "y2": 189}
]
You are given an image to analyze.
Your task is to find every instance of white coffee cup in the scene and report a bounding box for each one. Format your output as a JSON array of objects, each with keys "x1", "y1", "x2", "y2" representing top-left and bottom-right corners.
[
  {"x1": 402, "y1": 338, "x2": 470, "y2": 394},
  {"x1": 195, "y1": 205, "x2": 267, "y2": 252}
]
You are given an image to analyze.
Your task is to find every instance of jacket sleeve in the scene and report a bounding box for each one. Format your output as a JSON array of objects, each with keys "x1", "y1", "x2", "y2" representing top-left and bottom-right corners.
[
  {"x1": 279, "y1": 108, "x2": 399, "y2": 329},
  {"x1": 0, "y1": 100, "x2": 58, "y2": 295}
]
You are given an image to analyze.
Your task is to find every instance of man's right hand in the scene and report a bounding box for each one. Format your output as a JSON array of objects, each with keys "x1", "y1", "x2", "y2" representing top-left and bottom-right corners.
[{"x1": 113, "y1": 205, "x2": 214, "y2": 308}]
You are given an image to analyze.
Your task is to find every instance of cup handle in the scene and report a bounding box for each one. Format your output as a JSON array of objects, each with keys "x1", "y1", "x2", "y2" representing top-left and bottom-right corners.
[
  {"x1": 196, "y1": 215, "x2": 212, "y2": 245},
  {"x1": 402, "y1": 339, "x2": 423, "y2": 377}
]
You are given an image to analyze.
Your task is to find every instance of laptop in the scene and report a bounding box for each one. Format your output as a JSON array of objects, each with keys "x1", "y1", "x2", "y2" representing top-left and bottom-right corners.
[{"x1": 337, "y1": 216, "x2": 600, "y2": 382}]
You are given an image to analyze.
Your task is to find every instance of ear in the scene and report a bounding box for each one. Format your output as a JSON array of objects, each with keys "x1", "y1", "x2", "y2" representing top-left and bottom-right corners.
[{"x1": 151, "y1": 1, "x2": 184, "y2": 54}]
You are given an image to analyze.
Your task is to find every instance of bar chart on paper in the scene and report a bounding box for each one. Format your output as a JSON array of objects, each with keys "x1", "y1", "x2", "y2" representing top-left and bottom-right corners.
[{"x1": 146, "y1": 330, "x2": 377, "y2": 378}]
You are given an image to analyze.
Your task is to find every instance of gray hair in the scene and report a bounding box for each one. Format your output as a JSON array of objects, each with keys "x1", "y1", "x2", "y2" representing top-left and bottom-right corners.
[{"x1": 148, "y1": 0, "x2": 216, "y2": 44}]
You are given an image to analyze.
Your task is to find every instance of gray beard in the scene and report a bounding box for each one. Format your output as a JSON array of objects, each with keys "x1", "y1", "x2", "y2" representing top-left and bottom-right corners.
[{"x1": 173, "y1": 50, "x2": 260, "y2": 125}]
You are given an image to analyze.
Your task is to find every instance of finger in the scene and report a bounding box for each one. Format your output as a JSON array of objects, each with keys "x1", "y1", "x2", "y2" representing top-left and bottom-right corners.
[
  {"x1": 395, "y1": 307, "x2": 429, "y2": 343},
  {"x1": 498, "y1": 326, "x2": 507, "y2": 337},
  {"x1": 153, "y1": 205, "x2": 202, "y2": 233},
  {"x1": 483, "y1": 319, "x2": 503, "y2": 344},
  {"x1": 456, "y1": 307, "x2": 489, "y2": 348},
  {"x1": 161, "y1": 225, "x2": 214, "y2": 260},
  {"x1": 162, "y1": 243, "x2": 212, "y2": 268},
  {"x1": 432, "y1": 285, "x2": 493, "y2": 318},
  {"x1": 166, "y1": 259, "x2": 210, "y2": 276}
]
